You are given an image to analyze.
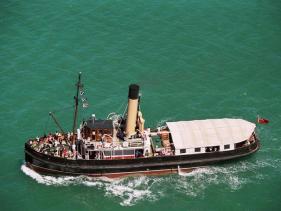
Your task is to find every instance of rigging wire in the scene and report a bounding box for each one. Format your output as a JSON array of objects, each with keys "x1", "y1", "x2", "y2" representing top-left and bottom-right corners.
[
  {"x1": 122, "y1": 103, "x2": 128, "y2": 119},
  {"x1": 43, "y1": 105, "x2": 74, "y2": 134},
  {"x1": 116, "y1": 99, "x2": 126, "y2": 114}
]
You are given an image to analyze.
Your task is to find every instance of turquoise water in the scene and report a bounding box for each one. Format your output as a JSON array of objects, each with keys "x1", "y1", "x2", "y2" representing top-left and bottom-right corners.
[{"x1": 1, "y1": 0, "x2": 281, "y2": 210}]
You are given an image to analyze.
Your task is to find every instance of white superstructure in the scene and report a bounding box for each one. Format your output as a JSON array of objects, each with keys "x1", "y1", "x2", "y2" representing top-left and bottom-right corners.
[{"x1": 166, "y1": 119, "x2": 256, "y2": 155}]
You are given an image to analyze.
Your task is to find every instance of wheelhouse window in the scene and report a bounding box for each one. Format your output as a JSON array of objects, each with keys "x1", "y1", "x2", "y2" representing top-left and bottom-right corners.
[
  {"x1": 195, "y1": 147, "x2": 201, "y2": 152},
  {"x1": 224, "y1": 144, "x2": 230, "y2": 150},
  {"x1": 180, "y1": 149, "x2": 186, "y2": 154}
]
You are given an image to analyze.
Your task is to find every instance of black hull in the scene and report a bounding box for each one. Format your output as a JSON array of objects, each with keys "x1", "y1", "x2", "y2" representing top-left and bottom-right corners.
[{"x1": 24, "y1": 140, "x2": 260, "y2": 177}]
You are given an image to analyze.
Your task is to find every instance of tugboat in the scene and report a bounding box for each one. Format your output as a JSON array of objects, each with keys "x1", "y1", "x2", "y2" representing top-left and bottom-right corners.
[{"x1": 25, "y1": 73, "x2": 260, "y2": 178}]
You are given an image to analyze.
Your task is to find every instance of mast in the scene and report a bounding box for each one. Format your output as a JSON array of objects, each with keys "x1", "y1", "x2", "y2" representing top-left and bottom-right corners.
[
  {"x1": 49, "y1": 112, "x2": 65, "y2": 134},
  {"x1": 72, "y1": 72, "x2": 82, "y2": 144}
]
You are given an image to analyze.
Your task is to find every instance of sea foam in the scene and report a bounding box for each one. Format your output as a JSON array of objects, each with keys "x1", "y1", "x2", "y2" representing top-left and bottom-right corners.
[
  {"x1": 21, "y1": 158, "x2": 281, "y2": 206},
  {"x1": 21, "y1": 164, "x2": 159, "y2": 206}
]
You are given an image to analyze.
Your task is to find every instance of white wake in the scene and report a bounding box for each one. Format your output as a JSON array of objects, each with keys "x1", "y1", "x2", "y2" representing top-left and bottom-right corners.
[
  {"x1": 21, "y1": 158, "x2": 280, "y2": 206},
  {"x1": 21, "y1": 164, "x2": 160, "y2": 206}
]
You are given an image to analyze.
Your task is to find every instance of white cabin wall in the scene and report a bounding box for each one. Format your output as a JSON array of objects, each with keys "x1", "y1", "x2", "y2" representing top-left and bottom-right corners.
[{"x1": 186, "y1": 148, "x2": 193, "y2": 154}]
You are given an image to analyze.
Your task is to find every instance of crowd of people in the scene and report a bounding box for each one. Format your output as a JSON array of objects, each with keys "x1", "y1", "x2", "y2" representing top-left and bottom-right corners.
[{"x1": 28, "y1": 132, "x2": 77, "y2": 159}]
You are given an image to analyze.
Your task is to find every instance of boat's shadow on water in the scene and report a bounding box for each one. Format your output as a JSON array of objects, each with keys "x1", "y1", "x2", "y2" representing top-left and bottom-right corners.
[{"x1": 20, "y1": 154, "x2": 279, "y2": 207}]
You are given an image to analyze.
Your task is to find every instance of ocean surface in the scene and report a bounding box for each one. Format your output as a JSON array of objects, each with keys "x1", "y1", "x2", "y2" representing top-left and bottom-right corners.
[{"x1": 1, "y1": 0, "x2": 281, "y2": 210}]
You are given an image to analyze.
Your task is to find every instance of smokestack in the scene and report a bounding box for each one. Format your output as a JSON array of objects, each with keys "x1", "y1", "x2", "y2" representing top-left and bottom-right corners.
[{"x1": 125, "y1": 84, "x2": 139, "y2": 138}]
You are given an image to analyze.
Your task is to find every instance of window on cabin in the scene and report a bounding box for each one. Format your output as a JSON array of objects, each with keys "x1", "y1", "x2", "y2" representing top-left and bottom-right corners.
[
  {"x1": 214, "y1": 146, "x2": 220, "y2": 151},
  {"x1": 206, "y1": 146, "x2": 220, "y2": 152},
  {"x1": 195, "y1": 148, "x2": 201, "y2": 152},
  {"x1": 123, "y1": 149, "x2": 135, "y2": 155},
  {"x1": 104, "y1": 151, "x2": 111, "y2": 156},
  {"x1": 180, "y1": 149, "x2": 186, "y2": 154},
  {"x1": 114, "y1": 150, "x2": 123, "y2": 156},
  {"x1": 224, "y1": 144, "x2": 230, "y2": 149},
  {"x1": 235, "y1": 140, "x2": 247, "y2": 148}
]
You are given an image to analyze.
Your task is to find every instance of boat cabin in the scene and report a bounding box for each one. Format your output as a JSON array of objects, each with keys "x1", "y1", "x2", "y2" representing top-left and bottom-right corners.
[
  {"x1": 166, "y1": 118, "x2": 256, "y2": 156},
  {"x1": 82, "y1": 118, "x2": 113, "y2": 141}
]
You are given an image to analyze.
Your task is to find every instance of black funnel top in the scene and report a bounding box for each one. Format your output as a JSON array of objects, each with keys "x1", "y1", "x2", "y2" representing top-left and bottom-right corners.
[{"x1": 128, "y1": 84, "x2": 139, "y2": 100}]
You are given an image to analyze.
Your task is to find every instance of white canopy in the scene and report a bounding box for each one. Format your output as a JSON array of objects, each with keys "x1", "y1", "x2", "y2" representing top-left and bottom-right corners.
[{"x1": 166, "y1": 119, "x2": 256, "y2": 149}]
